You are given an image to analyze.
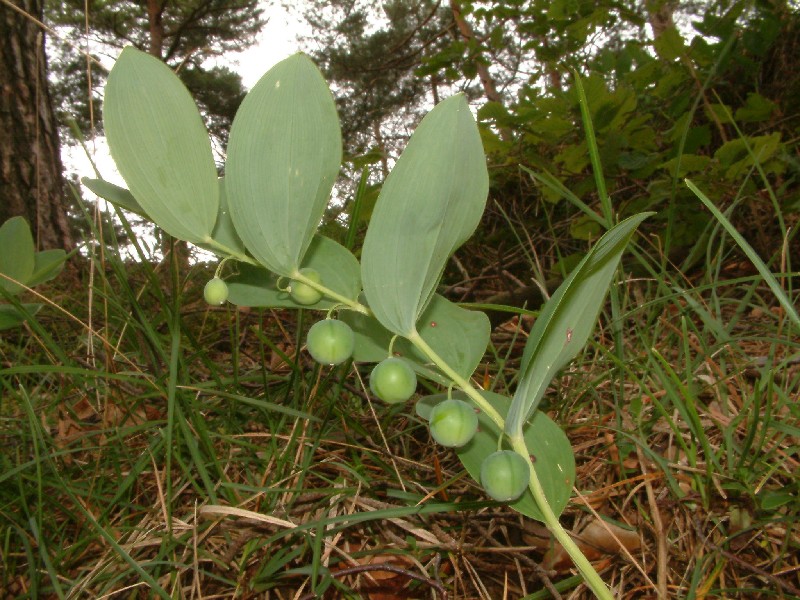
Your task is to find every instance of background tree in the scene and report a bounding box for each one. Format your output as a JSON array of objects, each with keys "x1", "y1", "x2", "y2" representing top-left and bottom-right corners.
[
  {"x1": 301, "y1": 0, "x2": 799, "y2": 310},
  {"x1": 48, "y1": 0, "x2": 266, "y2": 266},
  {"x1": 48, "y1": 0, "x2": 265, "y2": 152},
  {"x1": 1, "y1": 0, "x2": 73, "y2": 250}
]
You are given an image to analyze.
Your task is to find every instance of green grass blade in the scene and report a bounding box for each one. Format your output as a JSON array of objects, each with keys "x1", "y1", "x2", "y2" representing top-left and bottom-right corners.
[{"x1": 686, "y1": 178, "x2": 800, "y2": 332}]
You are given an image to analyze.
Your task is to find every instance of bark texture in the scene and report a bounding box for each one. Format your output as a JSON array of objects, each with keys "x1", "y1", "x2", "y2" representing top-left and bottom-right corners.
[{"x1": 0, "y1": 0, "x2": 72, "y2": 250}]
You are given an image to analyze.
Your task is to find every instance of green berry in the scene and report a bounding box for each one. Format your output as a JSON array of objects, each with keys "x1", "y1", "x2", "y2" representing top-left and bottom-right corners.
[
  {"x1": 428, "y1": 399, "x2": 478, "y2": 447},
  {"x1": 369, "y1": 357, "x2": 417, "y2": 403},
  {"x1": 306, "y1": 319, "x2": 354, "y2": 365},
  {"x1": 480, "y1": 450, "x2": 530, "y2": 503},
  {"x1": 290, "y1": 268, "x2": 323, "y2": 306},
  {"x1": 204, "y1": 277, "x2": 229, "y2": 305}
]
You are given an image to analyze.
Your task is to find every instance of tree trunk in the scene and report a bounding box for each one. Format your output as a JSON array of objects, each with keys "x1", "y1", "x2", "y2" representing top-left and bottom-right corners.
[{"x1": 0, "y1": 0, "x2": 72, "y2": 250}]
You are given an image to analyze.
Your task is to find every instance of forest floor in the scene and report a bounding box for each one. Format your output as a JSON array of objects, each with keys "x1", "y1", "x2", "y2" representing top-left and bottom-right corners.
[{"x1": 1, "y1": 251, "x2": 799, "y2": 599}]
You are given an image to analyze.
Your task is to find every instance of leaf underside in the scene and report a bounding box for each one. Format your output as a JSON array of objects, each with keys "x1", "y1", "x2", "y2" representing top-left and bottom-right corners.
[
  {"x1": 361, "y1": 94, "x2": 489, "y2": 336},
  {"x1": 104, "y1": 47, "x2": 219, "y2": 244},
  {"x1": 225, "y1": 53, "x2": 342, "y2": 277},
  {"x1": 506, "y1": 213, "x2": 652, "y2": 435}
]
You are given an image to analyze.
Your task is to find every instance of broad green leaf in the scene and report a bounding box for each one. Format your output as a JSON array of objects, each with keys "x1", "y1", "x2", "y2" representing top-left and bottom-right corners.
[
  {"x1": 27, "y1": 250, "x2": 67, "y2": 287},
  {"x1": 653, "y1": 26, "x2": 685, "y2": 61},
  {"x1": 735, "y1": 93, "x2": 777, "y2": 123},
  {"x1": 81, "y1": 177, "x2": 146, "y2": 217},
  {"x1": 342, "y1": 294, "x2": 490, "y2": 381},
  {"x1": 417, "y1": 390, "x2": 575, "y2": 522},
  {"x1": 570, "y1": 214, "x2": 603, "y2": 240},
  {"x1": 506, "y1": 213, "x2": 652, "y2": 437},
  {"x1": 0, "y1": 304, "x2": 42, "y2": 330},
  {"x1": 226, "y1": 53, "x2": 342, "y2": 277},
  {"x1": 0, "y1": 217, "x2": 35, "y2": 295},
  {"x1": 226, "y1": 235, "x2": 359, "y2": 308},
  {"x1": 361, "y1": 95, "x2": 489, "y2": 337},
  {"x1": 104, "y1": 47, "x2": 219, "y2": 244}
]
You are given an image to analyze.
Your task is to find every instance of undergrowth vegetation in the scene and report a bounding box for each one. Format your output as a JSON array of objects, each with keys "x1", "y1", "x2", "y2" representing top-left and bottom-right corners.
[
  {"x1": 1, "y1": 159, "x2": 798, "y2": 597},
  {"x1": 2, "y1": 2, "x2": 800, "y2": 597}
]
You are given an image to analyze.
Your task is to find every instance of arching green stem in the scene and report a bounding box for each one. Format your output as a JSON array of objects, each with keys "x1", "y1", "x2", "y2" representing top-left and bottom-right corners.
[
  {"x1": 290, "y1": 269, "x2": 370, "y2": 315},
  {"x1": 406, "y1": 330, "x2": 504, "y2": 429},
  {"x1": 509, "y1": 435, "x2": 613, "y2": 600}
]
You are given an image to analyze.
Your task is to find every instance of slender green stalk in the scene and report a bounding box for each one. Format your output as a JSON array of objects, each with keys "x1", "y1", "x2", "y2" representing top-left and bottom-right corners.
[
  {"x1": 509, "y1": 435, "x2": 614, "y2": 600},
  {"x1": 407, "y1": 330, "x2": 504, "y2": 428},
  {"x1": 409, "y1": 329, "x2": 613, "y2": 599}
]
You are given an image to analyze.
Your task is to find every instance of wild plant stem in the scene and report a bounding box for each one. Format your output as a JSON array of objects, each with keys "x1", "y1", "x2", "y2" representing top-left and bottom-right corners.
[
  {"x1": 509, "y1": 435, "x2": 614, "y2": 600},
  {"x1": 406, "y1": 331, "x2": 505, "y2": 429},
  {"x1": 409, "y1": 330, "x2": 612, "y2": 599}
]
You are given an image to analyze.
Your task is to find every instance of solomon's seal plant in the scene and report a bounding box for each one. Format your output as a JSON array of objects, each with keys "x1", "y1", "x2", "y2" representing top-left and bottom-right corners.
[{"x1": 85, "y1": 46, "x2": 653, "y2": 598}]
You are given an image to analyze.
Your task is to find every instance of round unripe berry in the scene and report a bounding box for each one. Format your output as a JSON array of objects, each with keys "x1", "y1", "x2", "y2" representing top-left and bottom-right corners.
[
  {"x1": 428, "y1": 399, "x2": 478, "y2": 447},
  {"x1": 306, "y1": 319, "x2": 354, "y2": 365},
  {"x1": 480, "y1": 450, "x2": 531, "y2": 503},
  {"x1": 204, "y1": 277, "x2": 229, "y2": 305},
  {"x1": 369, "y1": 358, "x2": 417, "y2": 403},
  {"x1": 290, "y1": 268, "x2": 323, "y2": 306}
]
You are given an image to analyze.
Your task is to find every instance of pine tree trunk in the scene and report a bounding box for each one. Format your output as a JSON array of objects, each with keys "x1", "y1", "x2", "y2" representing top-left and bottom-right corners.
[{"x1": 0, "y1": 0, "x2": 72, "y2": 250}]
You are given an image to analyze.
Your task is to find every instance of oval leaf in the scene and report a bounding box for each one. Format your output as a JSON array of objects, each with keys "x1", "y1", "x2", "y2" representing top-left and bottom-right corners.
[
  {"x1": 361, "y1": 94, "x2": 489, "y2": 337},
  {"x1": 28, "y1": 250, "x2": 67, "y2": 287},
  {"x1": 0, "y1": 217, "x2": 35, "y2": 295},
  {"x1": 506, "y1": 213, "x2": 652, "y2": 436},
  {"x1": 104, "y1": 47, "x2": 219, "y2": 244},
  {"x1": 0, "y1": 304, "x2": 42, "y2": 330},
  {"x1": 226, "y1": 53, "x2": 342, "y2": 277}
]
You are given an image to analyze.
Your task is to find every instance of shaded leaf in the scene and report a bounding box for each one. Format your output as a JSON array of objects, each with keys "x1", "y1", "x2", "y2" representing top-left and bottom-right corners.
[
  {"x1": 0, "y1": 304, "x2": 42, "y2": 330},
  {"x1": 506, "y1": 213, "x2": 651, "y2": 436},
  {"x1": 27, "y1": 250, "x2": 67, "y2": 288},
  {"x1": 361, "y1": 95, "x2": 489, "y2": 337},
  {"x1": 0, "y1": 217, "x2": 35, "y2": 295},
  {"x1": 226, "y1": 53, "x2": 342, "y2": 277},
  {"x1": 104, "y1": 47, "x2": 219, "y2": 244}
]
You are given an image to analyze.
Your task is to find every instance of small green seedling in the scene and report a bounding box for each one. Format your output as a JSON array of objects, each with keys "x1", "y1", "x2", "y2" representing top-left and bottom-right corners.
[
  {"x1": 0, "y1": 217, "x2": 67, "y2": 330},
  {"x1": 90, "y1": 46, "x2": 652, "y2": 598},
  {"x1": 369, "y1": 357, "x2": 417, "y2": 403}
]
